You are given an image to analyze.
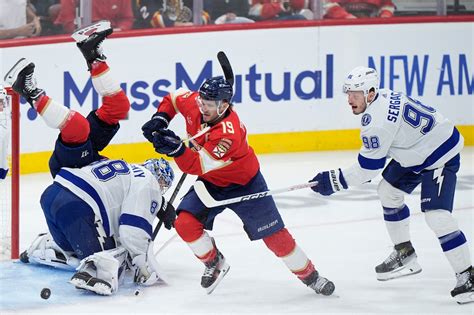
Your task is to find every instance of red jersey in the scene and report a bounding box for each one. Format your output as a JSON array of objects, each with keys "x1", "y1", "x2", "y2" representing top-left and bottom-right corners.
[
  {"x1": 324, "y1": 0, "x2": 395, "y2": 18},
  {"x1": 157, "y1": 89, "x2": 260, "y2": 187}
]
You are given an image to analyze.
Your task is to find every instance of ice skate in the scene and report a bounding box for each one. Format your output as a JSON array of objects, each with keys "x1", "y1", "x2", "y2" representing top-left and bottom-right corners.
[
  {"x1": 70, "y1": 270, "x2": 113, "y2": 296},
  {"x1": 72, "y1": 20, "x2": 113, "y2": 69},
  {"x1": 302, "y1": 270, "x2": 335, "y2": 296},
  {"x1": 375, "y1": 242, "x2": 422, "y2": 281},
  {"x1": 201, "y1": 250, "x2": 230, "y2": 294},
  {"x1": 451, "y1": 266, "x2": 474, "y2": 304},
  {"x1": 3, "y1": 58, "x2": 44, "y2": 106}
]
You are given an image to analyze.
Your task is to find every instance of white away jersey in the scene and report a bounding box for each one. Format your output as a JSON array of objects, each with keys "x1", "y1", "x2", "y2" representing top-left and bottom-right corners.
[
  {"x1": 54, "y1": 159, "x2": 163, "y2": 257},
  {"x1": 343, "y1": 89, "x2": 464, "y2": 186}
]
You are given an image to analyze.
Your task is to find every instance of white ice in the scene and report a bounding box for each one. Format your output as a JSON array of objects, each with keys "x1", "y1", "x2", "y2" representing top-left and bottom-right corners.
[{"x1": 1, "y1": 149, "x2": 473, "y2": 314}]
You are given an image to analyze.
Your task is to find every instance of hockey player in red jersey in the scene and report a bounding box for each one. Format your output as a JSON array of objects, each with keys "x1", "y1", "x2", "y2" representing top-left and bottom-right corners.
[{"x1": 142, "y1": 75, "x2": 335, "y2": 295}]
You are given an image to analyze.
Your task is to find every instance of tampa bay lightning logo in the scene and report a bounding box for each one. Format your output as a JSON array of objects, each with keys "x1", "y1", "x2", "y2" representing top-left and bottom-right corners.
[
  {"x1": 150, "y1": 200, "x2": 158, "y2": 215},
  {"x1": 361, "y1": 114, "x2": 372, "y2": 126}
]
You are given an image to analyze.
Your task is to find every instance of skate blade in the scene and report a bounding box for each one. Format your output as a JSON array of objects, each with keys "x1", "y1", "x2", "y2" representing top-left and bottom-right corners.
[
  {"x1": 206, "y1": 263, "x2": 230, "y2": 295},
  {"x1": 71, "y1": 20, "x2": 111, "y2": 43},
  {"x1": 454, "y1": 291, "x2": 474, "y2": 304},
  {"x1": 3, "y1": 58, "x2": 30, "y2": 85},
  {"x1": 376, "y1": 260, "x2": 422, "y2": 281}
]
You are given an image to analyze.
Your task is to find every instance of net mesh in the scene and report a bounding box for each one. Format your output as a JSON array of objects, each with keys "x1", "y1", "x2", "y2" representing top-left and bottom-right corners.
[{"x1": 0, "y1": 93, "x2": 12, "y2": 260}]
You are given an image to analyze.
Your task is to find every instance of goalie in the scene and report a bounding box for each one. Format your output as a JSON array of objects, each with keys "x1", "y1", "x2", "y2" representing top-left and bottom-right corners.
[{"x1": 3, "y1": 21, "x2": 177, "y2": 296}]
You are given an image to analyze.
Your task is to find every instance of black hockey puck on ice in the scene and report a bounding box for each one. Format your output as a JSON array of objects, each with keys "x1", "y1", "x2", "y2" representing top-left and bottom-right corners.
[{"x1": 40, "y1": 288, "x2": 51, "y2": 299}]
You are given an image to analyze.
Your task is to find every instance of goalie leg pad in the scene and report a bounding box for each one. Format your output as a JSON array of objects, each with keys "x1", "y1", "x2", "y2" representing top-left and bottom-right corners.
[
  {"x1": 70, "y1": 247, "x2": 129, "y2": 295},
  {"x1": 23, "y1": 233, "x2": 80, "y2": 270}
]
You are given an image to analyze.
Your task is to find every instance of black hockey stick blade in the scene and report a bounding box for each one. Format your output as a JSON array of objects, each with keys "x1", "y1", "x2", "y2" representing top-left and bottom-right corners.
[{"x1": 217, "y1": 51, "x2": 234, "y2": 86}]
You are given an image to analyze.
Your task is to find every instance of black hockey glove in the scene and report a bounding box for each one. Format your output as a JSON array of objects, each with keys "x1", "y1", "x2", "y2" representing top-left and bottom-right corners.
[
  {"x1": 310, "y1": 169, "x2": 348, "y2": 196},
  {"x1": 152, "y1": 129, "x2": 185, "y2": 158},
  {"x1": 156, "y1": 197, "x2": 176, "y2": 230},
  {"x1": 142, "y1": 112, "x2": 170, "y2": 142}
]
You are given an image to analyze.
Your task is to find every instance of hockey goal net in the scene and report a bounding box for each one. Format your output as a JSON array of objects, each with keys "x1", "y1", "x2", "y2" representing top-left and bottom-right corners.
[{"x1": 0, "y1": 87, "x2": 20, "y2": 260}]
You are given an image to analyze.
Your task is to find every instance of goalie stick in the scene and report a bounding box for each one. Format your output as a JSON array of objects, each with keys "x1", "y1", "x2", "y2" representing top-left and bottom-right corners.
[
  {"x1": 194, "y1": 180, "x2": 319, "y2": 208},
  {"x1": 217, "y1": 51, "x2": 234, "y2": 86}
]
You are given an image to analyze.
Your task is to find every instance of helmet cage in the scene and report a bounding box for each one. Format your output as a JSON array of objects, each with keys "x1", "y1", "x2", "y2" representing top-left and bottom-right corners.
[{"x1": 142, "y1": 158, "x2": 175, "y2": 194}]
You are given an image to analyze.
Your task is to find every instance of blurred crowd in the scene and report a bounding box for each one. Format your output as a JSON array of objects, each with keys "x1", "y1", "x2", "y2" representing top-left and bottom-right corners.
[{"x1": 1, "y1": 0, "x2": 473, "y2": 39}]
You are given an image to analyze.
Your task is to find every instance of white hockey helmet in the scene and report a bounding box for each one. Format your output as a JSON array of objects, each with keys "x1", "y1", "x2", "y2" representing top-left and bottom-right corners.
[{"x1": 343, "y1": 66, "x2": 379, "y2": 103}]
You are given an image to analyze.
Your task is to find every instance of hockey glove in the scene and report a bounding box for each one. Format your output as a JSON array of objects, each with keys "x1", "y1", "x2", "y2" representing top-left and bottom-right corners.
[
  {"x1": 152, "y1": 128, "x2": 185, "y2": 157},
  {"x1": 157, "y1": 197, "x2": 176, "y2": 230},
  {"x1": 310, "y1": 169, "x2": 348, "y2": 196},
  {"x1": 132, "y1": 242, "x2": 161, "y2": 286},
  {"x1": 142, "y1": 112, "x2": 170, "y2": 142}
]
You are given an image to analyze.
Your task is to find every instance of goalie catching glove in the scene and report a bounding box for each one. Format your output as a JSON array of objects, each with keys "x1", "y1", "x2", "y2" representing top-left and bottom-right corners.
[
  {"x1": 132, "y1": 241, "x2": 163, "y2": 286},
  {"x1": 310, "y1": 169, "x2": 348, "y2": 196}
]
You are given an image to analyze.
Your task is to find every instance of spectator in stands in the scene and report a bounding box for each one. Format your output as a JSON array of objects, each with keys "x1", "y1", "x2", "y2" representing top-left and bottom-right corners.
[
  {"x1": 55, "y1": 0, "x2": 134, "y2": 33},
  {"x1": 0, "y1": 0, "x2": 41, "y2": 39},
  {"x1": 324, "y1": 0, "x2": 395, "y2": 19},
  {"x1": 204, "y1": 0, "x2": 255, "y2": 24},
  {"x1": 29, "y1": 0, "x2": 63, "y2": 35},
  {"x1": 249, "y1": 0, "x2": 309, "y2": 21},
  {"x1": 133, "y1": 0, "x2": 210, "y2": 28}
]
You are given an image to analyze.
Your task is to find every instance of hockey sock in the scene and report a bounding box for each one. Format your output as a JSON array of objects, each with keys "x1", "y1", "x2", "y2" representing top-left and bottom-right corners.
[
  {"x1": 35, "y1": 96, "x2": 89, "y2": 144},
  {"x1": 425, "y1": 210, "x2": 472, "y2": 273},
  {"x1": 263, "y1": 228, "x2": 315, "y2": 280},
  {"x1": 90, "y1": 61, "x2": 130, "y2": 125},
  {"x1": 175, "y1": 211, "x2": 216, "y2": 263},
  {"x1": 383, "y1": 205, "x2": 412, "y2": 245}
]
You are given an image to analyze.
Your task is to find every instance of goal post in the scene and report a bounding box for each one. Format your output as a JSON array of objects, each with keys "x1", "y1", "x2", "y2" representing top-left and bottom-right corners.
[{"x1": 0, "y1": 87, "x2": 20, "y2": 260}]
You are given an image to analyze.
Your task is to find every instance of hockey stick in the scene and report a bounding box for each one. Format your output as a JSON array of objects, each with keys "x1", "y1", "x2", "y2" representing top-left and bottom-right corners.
[
  {"x1": 194, "y1": 180, "x2": 319, "y2": 208},
  {"x1": 217, "y1": 51, "x2": 234, "y2": 86},
  {"x1": 152, "y1": 172, "x2": 187, "y2": 240},
  {"x1": 152, "y1": 126, "x2": 210, "y2": 143}
]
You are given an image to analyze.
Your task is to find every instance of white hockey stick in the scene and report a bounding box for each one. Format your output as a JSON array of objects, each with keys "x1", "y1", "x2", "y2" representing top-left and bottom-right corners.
[
  {"x1": 194, "y1": 180, "x2": 319, "y2": 208},
  {"x1": 152, "y1": 126, "x2": 210, "y2": 143}
]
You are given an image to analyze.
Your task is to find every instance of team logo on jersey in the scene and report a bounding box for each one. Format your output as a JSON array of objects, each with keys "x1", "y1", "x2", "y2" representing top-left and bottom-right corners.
[
  {"x1": 212, "y1": 138, "x2": 232, "y2": 158},
  {"x1": 361, "y1": 114, "x2": 372, "y2": 126},
  {"x1": 150, "y1": 200, "x2": 158, "y2": 215}
]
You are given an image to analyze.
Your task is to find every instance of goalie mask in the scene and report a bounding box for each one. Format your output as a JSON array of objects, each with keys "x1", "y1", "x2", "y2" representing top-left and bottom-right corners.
[
  {"x1": 142, "y1": 158, "x2": 174, "y2": 194},
  {"x1": 198, "y1": 76, "x2": 233, "y2": 117},
  {"x1": 343, "y1": 66, "x2": 379, "y2": 106}
]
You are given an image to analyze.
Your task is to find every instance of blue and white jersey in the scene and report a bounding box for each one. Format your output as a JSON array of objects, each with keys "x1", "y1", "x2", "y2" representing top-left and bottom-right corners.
[
  {"x1": 343, "y1": 89, "x2": 464, "y2": 186},
  {"x1": 54, "y1": 159, "x2": 163, "y2": 257}
]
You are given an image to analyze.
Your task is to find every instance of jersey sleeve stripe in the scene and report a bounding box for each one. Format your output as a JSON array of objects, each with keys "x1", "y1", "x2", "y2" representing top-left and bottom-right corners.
[
  {"x1": 409, "y1": 127, "x2": 460, "y2": 173},
  {"x1": 56, "y1": 169, "x2": 111, "y2": 236},
  {"x1": 119, "y1": 213, "x2": 152, "y2": 238},
  {"x1": 358, "y1": 154, "x2": 386, "y2": 170}
]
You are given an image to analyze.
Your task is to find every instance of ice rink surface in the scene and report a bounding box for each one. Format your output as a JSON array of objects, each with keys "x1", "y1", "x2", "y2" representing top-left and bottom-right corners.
[{"x1": 1, "y1": 149, "x2": 473, "y2": 314}]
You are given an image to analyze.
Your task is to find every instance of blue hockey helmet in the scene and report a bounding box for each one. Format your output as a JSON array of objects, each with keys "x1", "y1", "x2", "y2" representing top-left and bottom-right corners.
[
  {"x1": 142, "y1": 158, "x2": 174, "y2": 194},
  {"x1": 199, "y1": 76, "x2": 233, "y2": 103}
]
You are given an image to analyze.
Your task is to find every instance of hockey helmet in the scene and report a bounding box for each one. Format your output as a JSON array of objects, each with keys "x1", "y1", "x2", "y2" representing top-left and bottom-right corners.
[
  {"x1": 199, "y1": 76, "x2": 233, "y2": 103},
  {"x1": 343, "y1": 66, "x2": 379, "y2": 101},
  {"x1": 142, "y1": 158, "x2": 175, "y2": 194}
]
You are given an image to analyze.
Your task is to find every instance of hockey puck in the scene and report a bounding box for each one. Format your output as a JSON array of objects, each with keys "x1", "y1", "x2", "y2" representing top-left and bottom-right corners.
[
  {"x1": 40, "y1": 288, "x2": 51, "y2": 300},
  {"x1": 134, "y1": 289, "x2": 140, "y2": 296}
]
